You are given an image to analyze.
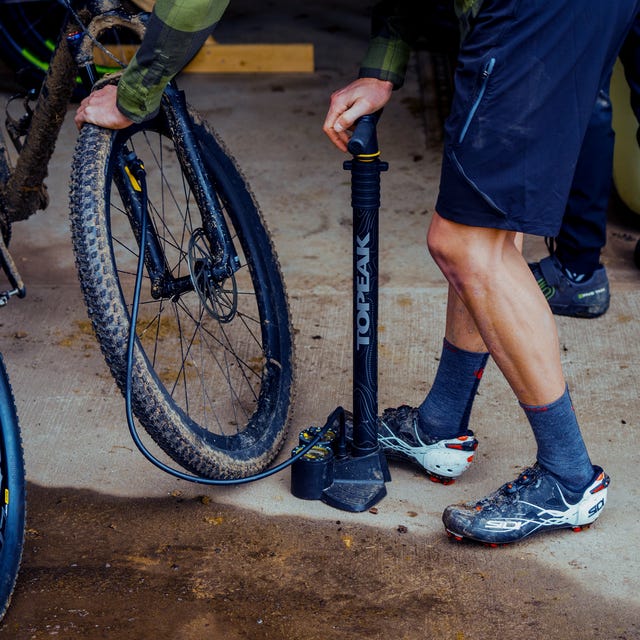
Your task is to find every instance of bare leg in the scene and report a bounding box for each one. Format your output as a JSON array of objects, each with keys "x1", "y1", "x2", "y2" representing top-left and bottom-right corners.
[
  {"x1": 428, "y1": 213, "x2": 565, "y2": 406},
  {"x1": 444, "y1": 286, "x2": 487, "y2": 353},
  {"x1": 443, "y1": 232, "x2": 523, "y2": 352}
]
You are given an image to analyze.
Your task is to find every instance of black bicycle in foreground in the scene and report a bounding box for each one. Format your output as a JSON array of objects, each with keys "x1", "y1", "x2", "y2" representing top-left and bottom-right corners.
[{"x1": 0, "y1": 0, "x2": 295, "y2": 618}]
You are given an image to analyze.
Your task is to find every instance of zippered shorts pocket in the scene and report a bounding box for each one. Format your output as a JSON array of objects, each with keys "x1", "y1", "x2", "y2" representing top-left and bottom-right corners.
[{"x1": 458, "y1": 56, "x2": 496, "y2": 143}]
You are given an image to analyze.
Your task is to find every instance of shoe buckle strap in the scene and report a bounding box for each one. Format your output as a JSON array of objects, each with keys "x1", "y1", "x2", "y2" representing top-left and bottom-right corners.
[{"x1": 538, "y1": 256, "x2": 563, "y2": 287}]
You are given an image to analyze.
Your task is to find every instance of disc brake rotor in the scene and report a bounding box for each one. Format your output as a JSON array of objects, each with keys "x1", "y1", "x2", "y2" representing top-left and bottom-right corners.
[{"x1": 187, "y1": 228, "x2": 238, "y2": 322}]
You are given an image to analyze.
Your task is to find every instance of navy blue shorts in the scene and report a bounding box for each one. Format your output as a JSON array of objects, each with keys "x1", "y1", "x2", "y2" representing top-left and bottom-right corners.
[{"x1": 436, "y1": 0, "x2": 640, "y2": 237}]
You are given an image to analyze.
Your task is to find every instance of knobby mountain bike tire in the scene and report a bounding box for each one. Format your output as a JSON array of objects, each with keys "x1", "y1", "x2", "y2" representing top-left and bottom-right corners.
[
  {"x1": 69, "y1": 102, "x2": 294, "y2": 479},
  {"x1": 0, "y1": 353, "x2": 26, "y2": 622}
]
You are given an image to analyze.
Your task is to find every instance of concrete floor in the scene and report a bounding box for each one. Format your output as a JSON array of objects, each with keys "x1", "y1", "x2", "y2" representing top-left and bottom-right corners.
[{"x1": 1, "y1": 0, "x2": 640, "y2": 634}]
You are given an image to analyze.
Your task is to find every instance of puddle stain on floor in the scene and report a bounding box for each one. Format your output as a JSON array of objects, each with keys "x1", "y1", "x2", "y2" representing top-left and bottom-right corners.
[{"x1": 0, "y1": 484, "x2": 636, "y2": 640}]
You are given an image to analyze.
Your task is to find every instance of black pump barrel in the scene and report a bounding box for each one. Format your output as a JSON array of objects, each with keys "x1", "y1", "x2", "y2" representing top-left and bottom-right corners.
[{"x1": 344, "y1": 111, "x2": 387, "y2": 455}]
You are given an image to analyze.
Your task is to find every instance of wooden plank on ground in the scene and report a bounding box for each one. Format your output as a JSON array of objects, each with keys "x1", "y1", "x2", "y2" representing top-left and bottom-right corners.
[
  {"x1": 185, "y1": 41, "x2": 314, "y2": 73},
  {"x1": 92, "y1": 40, "x2": 314, "y2": 73}
]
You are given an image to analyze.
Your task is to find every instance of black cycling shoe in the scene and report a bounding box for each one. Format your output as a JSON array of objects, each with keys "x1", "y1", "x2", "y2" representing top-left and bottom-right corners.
[
  {"x1": 529, "y1": 255, "x2": 610, "y2": 318},
  {"x1": 443, "y1": 463, "x2": 610, "y2": 545},
  {"x1": 342, "y1": 406, "x2": 478, "y2": 484}
]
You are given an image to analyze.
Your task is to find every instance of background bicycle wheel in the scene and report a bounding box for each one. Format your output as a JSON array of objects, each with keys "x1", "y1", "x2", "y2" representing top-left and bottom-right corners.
[{"x1": 0, "y1": 0, "x2": 141, "y2": 92}]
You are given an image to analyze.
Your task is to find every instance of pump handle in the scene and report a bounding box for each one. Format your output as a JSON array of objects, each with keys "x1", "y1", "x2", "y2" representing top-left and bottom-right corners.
[{"x1": 347, "y1": 110, "x2": 382, "y2": 156}]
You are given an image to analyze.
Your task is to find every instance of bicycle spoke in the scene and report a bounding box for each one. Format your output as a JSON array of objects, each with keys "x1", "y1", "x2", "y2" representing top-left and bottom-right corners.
[{"x1": 107, "y1": 125, "x2": 273, "y2": 437}]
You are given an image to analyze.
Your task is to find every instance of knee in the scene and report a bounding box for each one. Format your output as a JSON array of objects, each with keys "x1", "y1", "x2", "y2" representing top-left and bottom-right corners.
[
  {"x1": 426, "y1": 220, "x2": 448, "y2": 267},
  {"x1": 426, "y1": 214, "x2": 470, "y2": 277},
  {"x1": 426, "y1": 213, "x2": 504, "y2": 287}
]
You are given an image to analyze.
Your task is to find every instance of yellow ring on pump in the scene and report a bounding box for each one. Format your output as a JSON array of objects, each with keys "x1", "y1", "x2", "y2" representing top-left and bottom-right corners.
[{"x1": 355, "y1": 151, "x2": 381, "y2": 161}]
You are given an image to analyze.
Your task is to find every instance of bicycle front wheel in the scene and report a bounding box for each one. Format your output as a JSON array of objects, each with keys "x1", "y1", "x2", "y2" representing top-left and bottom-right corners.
[
  {"x1": 70, "y1": 101, "x2": 294, "y2": 479},
  {"x1": 0, "y1": 354, "x2": 26, "y2": 621}
]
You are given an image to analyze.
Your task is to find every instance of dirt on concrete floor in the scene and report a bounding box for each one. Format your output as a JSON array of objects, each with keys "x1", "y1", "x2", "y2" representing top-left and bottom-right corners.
[{"x1": 0, "y1": 483, "x2": 637, "y2": 640}]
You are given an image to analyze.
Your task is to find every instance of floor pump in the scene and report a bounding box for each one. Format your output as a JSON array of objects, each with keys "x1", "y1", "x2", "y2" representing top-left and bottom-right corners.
[{"x1": 291, "y1": 113, "x2": 391, "y2": 512}]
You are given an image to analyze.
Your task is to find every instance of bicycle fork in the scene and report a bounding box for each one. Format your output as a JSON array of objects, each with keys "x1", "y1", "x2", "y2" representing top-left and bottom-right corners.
[
  {"x1": 117, "y1": 84, "x2": 240, "y2": 308},
  {"x1": 162, "y1": 83, "x2": 241, "y2": 281}
]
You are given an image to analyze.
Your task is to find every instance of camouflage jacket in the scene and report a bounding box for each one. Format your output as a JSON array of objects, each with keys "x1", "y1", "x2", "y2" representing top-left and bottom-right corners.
[
  {"x1": 359, "y1": 0, "x2": 482, "y2": 88},
  {"x1": 117, "y1": 0, "x2": 229, "y2": 122},
  {"x1": 116, "y1": 0, "x2": 478, "y2": 121}
]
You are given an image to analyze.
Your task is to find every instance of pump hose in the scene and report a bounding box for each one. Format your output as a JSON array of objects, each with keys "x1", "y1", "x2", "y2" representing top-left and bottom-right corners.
[{"x1": 124, "y1": 159, "x2": 330, "y2": 485}]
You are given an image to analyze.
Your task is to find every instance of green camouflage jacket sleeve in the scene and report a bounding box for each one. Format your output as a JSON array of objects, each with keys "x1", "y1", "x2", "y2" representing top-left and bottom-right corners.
[
  {"x1": 358, "y1": 0, "x2": 480, "y2": 89},
  {"x1": 117, "y1": 0, "x2": 229, "y2": 122}
]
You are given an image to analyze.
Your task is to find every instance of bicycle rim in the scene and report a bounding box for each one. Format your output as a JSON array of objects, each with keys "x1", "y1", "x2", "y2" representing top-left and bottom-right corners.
[
  {"x1": 0, "y1": 354, "x2": 26, "y2": 621},
  {"x1": 71, "y1": 109, "x2": 294, "y2": 478},
  {"x1": 0, "y1": 1, "x2": 139, "y2": 89},
  {"x1": 0, "y1": 1, "x2": 65, "y2": 76}
]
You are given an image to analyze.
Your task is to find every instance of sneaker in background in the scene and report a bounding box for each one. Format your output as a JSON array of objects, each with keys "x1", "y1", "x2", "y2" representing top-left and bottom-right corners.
[{"x1": 529, "y1": 255, "x2": 610, "y2": 318}]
